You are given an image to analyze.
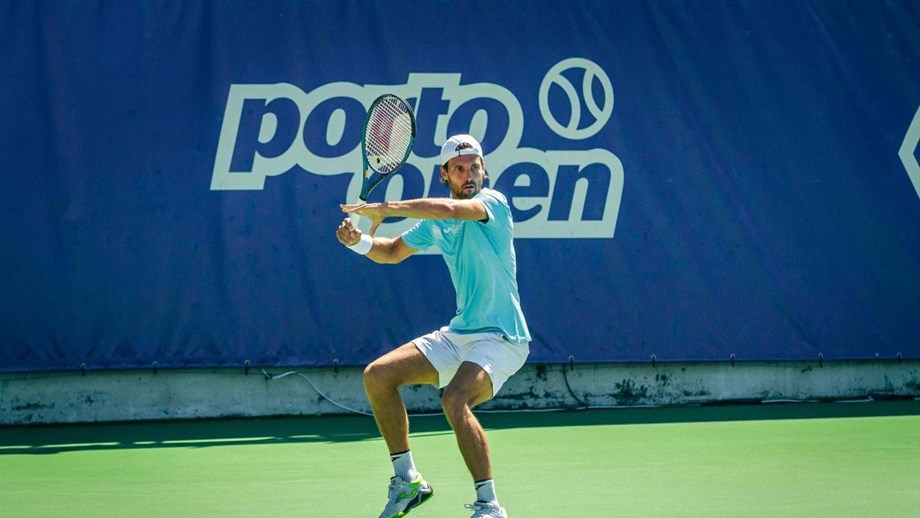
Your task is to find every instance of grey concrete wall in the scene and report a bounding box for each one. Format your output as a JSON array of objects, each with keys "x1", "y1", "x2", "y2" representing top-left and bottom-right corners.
[{"x1": 2, "y1": 360, "x2": 918, "y2": 425}]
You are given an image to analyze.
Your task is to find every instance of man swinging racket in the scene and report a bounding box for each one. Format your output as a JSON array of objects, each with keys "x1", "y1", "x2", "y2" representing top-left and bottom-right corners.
[{"x1": 336, "y1": 134, "x2": 531, "y2": 518}]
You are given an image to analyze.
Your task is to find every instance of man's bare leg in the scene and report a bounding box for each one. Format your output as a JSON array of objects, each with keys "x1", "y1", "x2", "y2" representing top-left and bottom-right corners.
[
  {"x1": 363, "y1": 342, "x2": 439, "y2": 454},
  {"x1": 364, "y1": 343, "x2": 440, "y2": 518},
  {"x1": 440, "y1": 361, "x2": 495, "y2": 481}
]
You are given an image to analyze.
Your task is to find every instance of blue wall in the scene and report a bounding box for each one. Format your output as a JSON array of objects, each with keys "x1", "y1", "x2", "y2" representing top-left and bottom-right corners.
[{"x1": 1, "y1": 0, "x2": 918, "y2": 372}]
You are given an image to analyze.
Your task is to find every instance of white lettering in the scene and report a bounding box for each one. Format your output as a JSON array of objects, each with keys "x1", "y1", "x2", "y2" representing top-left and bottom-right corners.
[{"x1": 210, "y1": 59, "x2": 625, "y2": 240}]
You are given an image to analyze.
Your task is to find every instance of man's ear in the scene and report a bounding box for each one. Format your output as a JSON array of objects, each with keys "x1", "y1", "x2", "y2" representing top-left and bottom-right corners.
[{"x1": 440, "y1": 165, "x2": 448, "y2": 185}]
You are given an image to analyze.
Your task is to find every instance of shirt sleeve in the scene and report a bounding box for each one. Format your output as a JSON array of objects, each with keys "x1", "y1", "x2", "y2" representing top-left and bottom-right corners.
[
  {"x1": 400, "y1": 219, "x2": 434, "y2": 250},
  {"x1": 475, "y1": 189, "x2": 510, "y2": 229}
]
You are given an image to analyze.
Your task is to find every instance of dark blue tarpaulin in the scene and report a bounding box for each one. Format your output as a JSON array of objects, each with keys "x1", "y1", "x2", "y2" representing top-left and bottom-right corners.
[{"x1": 1, "y1": 0, "x2": 918, "y2": 372}]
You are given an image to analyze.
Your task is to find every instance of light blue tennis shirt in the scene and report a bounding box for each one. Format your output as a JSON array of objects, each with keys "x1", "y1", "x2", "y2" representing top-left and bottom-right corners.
[{"x1": 401, "y1": 188, "x2": 531, "y2": 344}]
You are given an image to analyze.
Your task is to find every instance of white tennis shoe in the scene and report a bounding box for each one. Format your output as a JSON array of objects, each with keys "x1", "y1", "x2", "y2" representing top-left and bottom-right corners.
[
  {"x1": 465, "y1": 501, "x2": 508, "y2": 518},
  {"x1": 378, "y1": 475, "x2": 434, "y2": 518}
]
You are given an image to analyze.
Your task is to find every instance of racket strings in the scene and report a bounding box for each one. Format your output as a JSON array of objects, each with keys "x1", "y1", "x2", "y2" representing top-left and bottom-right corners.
[{"x1": 365, "y1": 97, "x2": 413, "y2": 173}]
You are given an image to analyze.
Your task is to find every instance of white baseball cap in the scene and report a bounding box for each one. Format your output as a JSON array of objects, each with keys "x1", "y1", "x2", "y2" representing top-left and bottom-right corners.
[{"x1": 440, "y1": 134, "x2": 483, "y2": 166}]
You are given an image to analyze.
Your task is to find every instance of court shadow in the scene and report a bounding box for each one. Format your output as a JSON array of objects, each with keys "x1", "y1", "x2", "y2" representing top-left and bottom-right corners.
[
  {"x1": 0, "y1": 413, "x2": 390, "y2": 455},
  {"x1": 1, "y1": 399, "x2": 916, "y2": 455},
  {"x1": 475, "y1": 398, "x2": 920, "y2": 431}
]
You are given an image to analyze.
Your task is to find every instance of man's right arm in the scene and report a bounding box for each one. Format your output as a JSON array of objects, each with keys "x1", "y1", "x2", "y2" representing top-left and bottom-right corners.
[
  {"x1": 364, "y1": 234, "x2": 418, "y2": 264},
  {"x1": 336, "y1": 217, "x2": 418, "y2": 264}
]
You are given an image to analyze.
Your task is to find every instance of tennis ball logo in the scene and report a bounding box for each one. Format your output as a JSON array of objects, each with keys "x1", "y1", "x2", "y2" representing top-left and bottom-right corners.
[{"x1": 539, "y1": 58, "x2": 614, "y2": 140}]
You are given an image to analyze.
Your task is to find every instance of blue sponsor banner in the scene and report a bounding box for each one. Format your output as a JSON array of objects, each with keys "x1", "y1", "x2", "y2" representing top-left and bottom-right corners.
[{"x1": 1, "y1": 1, "x2": 918, "y2": 372}]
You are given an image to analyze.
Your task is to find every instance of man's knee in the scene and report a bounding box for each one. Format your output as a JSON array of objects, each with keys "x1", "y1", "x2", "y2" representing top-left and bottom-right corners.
[
  {"x1": 363, "y1": 353, "x2": 415, "y2": 392},
  {"x1": 440, "y1": 388, "x2": 469, "y2": 421},
  {"x1": 441, "y1": 383, "x2": 489, "y2": 420},
  {"x1": 364, "y1": 343, "x2": 440, "y2": 394},
  {"x1": 363, "y1": 360, "x2": 390, "y2": 391}
]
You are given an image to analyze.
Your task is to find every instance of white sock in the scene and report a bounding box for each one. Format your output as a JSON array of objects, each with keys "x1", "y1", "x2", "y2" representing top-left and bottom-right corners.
[
  {"x1": 390, "y1": 450, "x2": 419, "y2": 482},
  {"x1": 474, "y1": 479, "x2": 498, "y2": 505}
]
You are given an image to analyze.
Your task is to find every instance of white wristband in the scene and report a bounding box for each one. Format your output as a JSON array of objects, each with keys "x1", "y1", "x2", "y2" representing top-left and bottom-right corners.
[{"x1": 347, "y1": 234, "x2": 373, "y2": 255}]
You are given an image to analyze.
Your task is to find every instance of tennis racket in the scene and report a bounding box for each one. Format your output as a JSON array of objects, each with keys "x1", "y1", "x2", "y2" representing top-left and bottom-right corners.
[{"x1": 358, "y1": 93, "x2": 416, "y2": 201}]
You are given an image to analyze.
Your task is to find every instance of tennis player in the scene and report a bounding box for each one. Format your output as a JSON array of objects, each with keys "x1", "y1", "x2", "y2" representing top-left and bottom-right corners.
[{"x1": 336, "y1": 134, "x2": 530, "y2": 518}]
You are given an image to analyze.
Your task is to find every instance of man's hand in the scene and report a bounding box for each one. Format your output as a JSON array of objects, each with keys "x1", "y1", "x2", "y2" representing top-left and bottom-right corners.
[
  {"x1": 340, "y1": 202, "x2": 388, "y2": 236},
  {"x1": 336, "y1": 217, "x2": 362, "y2": 247}
]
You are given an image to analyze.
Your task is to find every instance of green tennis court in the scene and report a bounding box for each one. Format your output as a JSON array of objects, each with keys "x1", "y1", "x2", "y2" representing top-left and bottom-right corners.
[{"x1": 2, "y1": 401, "x2": 917, "y2": 517}]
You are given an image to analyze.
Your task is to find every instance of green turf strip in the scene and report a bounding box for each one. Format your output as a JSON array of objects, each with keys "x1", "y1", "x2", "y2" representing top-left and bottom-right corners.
[{"x1": 1, "y1": 401, "x2": 917, "y2": 517}]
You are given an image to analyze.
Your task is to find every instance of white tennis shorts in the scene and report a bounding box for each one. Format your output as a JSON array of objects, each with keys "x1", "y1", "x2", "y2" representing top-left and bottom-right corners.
[{"x1": 412, "y1": 326, "x2": 530, "y2": 397}]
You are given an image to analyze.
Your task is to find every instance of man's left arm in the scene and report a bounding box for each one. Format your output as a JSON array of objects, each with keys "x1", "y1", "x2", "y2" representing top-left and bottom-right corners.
[{"x1": 342, "y1": 198, "x2": 487, "y2": 226}]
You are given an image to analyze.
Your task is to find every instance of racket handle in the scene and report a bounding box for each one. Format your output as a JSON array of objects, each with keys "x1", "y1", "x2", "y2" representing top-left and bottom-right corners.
[{"x1": 350, "y1": 213, "x2": 370, "y2": 234}]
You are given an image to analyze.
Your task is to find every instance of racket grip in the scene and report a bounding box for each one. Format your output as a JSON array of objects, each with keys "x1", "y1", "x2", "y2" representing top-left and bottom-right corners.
[{"x1": 350, "y1": 213, "x2": 370, "y2": 234}]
